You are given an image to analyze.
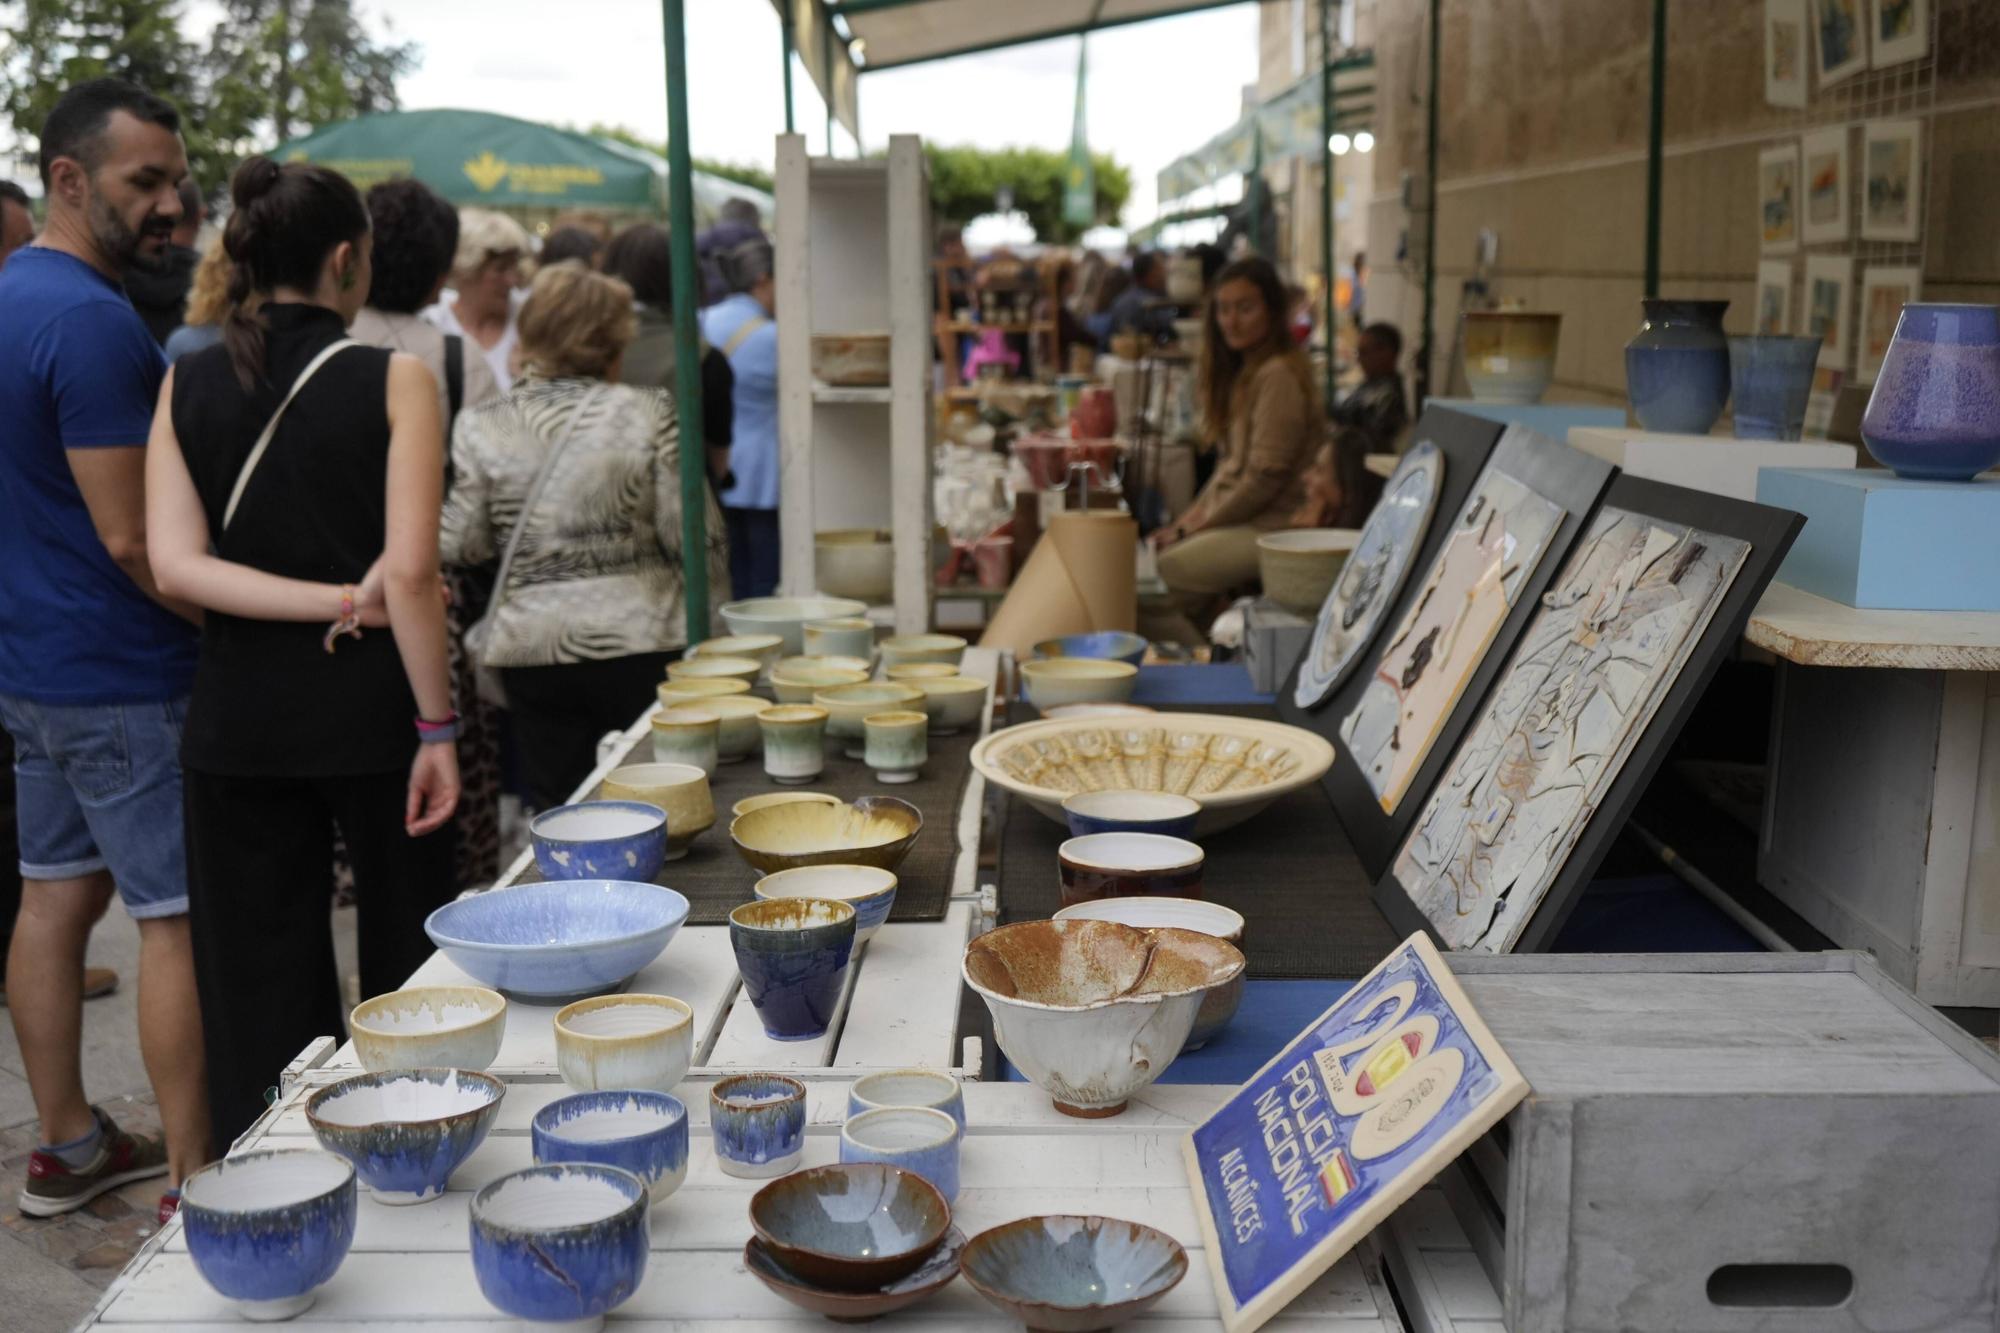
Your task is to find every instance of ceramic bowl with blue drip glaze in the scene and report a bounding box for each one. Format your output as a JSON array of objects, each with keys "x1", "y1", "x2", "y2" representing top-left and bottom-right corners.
[
  {"x1": 748, "y1": 1162, "x2": 952, "y2": 1291},
  {"x1": 424, "y1": 879, "x2": 691, "y2": 1003},
  {"x1": 530, "y1": 801, "x2": 669, "y2": 882},
  {"x1": 306, "y1": 1068, "x2": 505, "y2": 1205},
  {"x1": 710, "y1": 1073, "x2": 808, "y2": 1179},
  {"x1": 1032, "y1": 630, "x2": 1149, "y2": 667},
  {"x1": 181, "y1": 1148, "x2": 356, "y2": 1322},
  {"x1": 960, "y1": 1214, "x2": 1188, "y2": 1332},
  {"x1": 531, "y1": 1089, "x2": 689, "y2": 1205},
  {"x1": 470, "y1": 1162, "x2": 650, "y2": 1331}
]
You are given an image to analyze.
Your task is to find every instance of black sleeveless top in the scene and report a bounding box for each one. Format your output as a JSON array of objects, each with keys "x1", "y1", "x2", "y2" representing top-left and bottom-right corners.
[{"x1": 170, "y1": 303, "x2": 416, "y2": 776}]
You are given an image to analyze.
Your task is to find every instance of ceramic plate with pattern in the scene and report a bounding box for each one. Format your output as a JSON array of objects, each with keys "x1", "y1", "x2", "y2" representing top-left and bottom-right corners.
[{"x1": 1293, "y1": 440, "x2": 1444, "y2": 710}]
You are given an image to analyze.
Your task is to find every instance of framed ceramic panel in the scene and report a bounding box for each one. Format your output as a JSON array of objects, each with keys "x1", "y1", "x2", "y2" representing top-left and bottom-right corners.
[
  {"x1": 1860, "y1": 119, "x2": 1923, "y2": 242},
  {"x1": 1800, "y1": 127, "x2": 1850, "y2": 245},
  {"x1": 1765, "y1": 0, "x2": 1809, "y2": 107},
  {"x1": 1756, "y1": 260, "x2": 1794, "y2": 335},
  {"x1": 1805, "y1": 254, "x2": 1854, "y2": 371},
  {"x1": 1871, "y1": 0, "x2": 1929, "y2": 66},
  {"x1": 1375, "y1": 477, "x2": 1804, "y2": 954},
  {"x1": 1814, "y1": 0, "x2": 1870, "y2": 86},
  {"x1": 1316, "y1": 426, "x2": 1613, "y2": 880},
  {"x1": 1183, "y1": 932, "x2": 1527, "y2": 1333},
  {"x1": 1758, "y1": 143, "x2": 1800, "y2": 255},
  {"x1": 1857, "y1": 265, "x2": 1920, "y2": 383}
]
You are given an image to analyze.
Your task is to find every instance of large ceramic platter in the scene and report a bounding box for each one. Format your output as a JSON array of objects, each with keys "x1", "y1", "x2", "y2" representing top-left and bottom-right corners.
[
  {"x1": 1293, "y1": 441, "x2": 1444, "y2": 710},
  {"x1": 969, "y1": 714, "x2": 1336, "y2": 836}
]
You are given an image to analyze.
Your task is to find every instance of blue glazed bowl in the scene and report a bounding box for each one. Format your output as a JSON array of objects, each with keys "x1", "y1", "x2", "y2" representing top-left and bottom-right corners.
[
  {"x1": 754, "y1": 864, "x2": 898, "y2": 944},
  {"x1": 181, "y1": 1148, "x2": 357, "y2": 1321},
  {"x1": 1861, "y1": 303, "x2": 2000, "y2": 480},
  {"x1": 749, "y1": 1162, "x2": 951, "y2": 1291},
  {"x1": 847, "y1": 1068, "x2": 966, "y2": 1131},
  {"x1": 711, "y1": 1073, "x2": 808, "y2": 1179},
  {"x1": 840, "y1": 1105, "x2": 961, "y2": 1204},
  {"x1": 532, "y1": 1089, "x2": 689, "y2": 1206},
  {"x1": 728, "y1": 897, "x2": 857, "y2": 1041},
  {"x1": 1032, "y1": 630, "x2": 1149, "y2": 667},
  {"x1": 1061, "y1": 790, "x2": 1202, "y2": 841},
  {"x1": 960, "y1": 1214, "x2": 1189, "y2": 1332},
  {"x1": 425, "y1": 880, "x2": 691, "y2": 1003},
  {"x1": 470, "y1": 1163, "x2": 650, "y2": 1326},
  {"x1": 531, "y1": 801, "x2": 669, "y2": 882},
  {"x1": 306, "y1": 1068, "x2": 505, "y2": 1206}
]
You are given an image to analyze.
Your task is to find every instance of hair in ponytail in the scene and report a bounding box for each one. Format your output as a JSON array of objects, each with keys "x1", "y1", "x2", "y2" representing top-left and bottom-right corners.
[{"x1": 220, "y1": 155, "x2": 370, "y2": 390}]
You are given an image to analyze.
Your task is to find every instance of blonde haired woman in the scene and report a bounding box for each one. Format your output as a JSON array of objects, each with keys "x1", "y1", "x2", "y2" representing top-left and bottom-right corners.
[
  {"x1": 442, "y1": 262, "x2": 728, "y2": 809},
  {"x1": 163, "y1": 243, "x2": 254, "y2": 361},
  {"x1": 423, "y1": 207, "x2": 531, "y2": 391}
]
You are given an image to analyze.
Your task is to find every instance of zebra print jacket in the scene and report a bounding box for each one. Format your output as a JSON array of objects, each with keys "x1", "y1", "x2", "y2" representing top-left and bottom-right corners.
[{"x1": 441, "y1": 375, "x2": 730, "y2": 667}]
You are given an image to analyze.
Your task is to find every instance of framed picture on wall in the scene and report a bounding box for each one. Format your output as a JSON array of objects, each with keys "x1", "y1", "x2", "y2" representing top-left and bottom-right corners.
[
  {"x1": 1805, "y1": 255, "x2": 1855, "y2": 371},
  {"x1": 1801, "y1": 127, "x2": 1851, "y2": 244},
  {"x1": 1814, "y1": 0, "x2": 1870, "y2": 86},
  {"x1": 1757, "y1": 260, "x2": 1794, "y2": 334},
  {"x1": 1871, "y1": 0, "x2": 1929, "y2": 66},
  {"x1": 1860, "y1": 119, "x2": 1923, "y2": 242},
  {"x1": 1765, "y1": 0, "x2": 1810, "y2": 107},
  {"x1": 1759, "y1": 143, "x2": 1800, "y2": 255},
  {"x1": 1857, "y1": 266, "x2": 1920, "y2": 382}
]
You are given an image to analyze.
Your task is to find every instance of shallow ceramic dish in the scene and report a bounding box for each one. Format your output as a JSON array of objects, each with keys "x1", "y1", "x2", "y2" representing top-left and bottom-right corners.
[
  {"x1": 815, "y1": 528, "x2": 894, "y2": 602},
  {"x1": 711, "y1": 1074, "x2": 808, "y2": 1179},
  {"x1": 777, "y1": 654, "x2": 874, "y2": 677},
  {"x1": 730, "y1": 796, "x2": 923, "y2": 876},
  {"x1": 962, "y1": 919, "x2": 1245, "y2": 1117},
  {"x1": 1033, "y1": 630, "x2": 1149, "y2": 667},
  {"x1": 181, "y1": 1148, "x2": 357, "y2": 1321},
  {"x1": 1256, "y1": 528, "x2": 1362, "y2": 616},
  {"x1": 599, "y1": 762, "x2": 714, "y2": 861},
  {"x1": 554, "y1": 993, "x2": 694, "y2": 1092},
  {"x1": 1061, "y1": 790, "x2": 1201, "y2": 841},
  {"x1": 848, "y1": 1069, "x2": 966, "y2": 1129},
  {"x1": 960, "y1": 1214, "x2": 1188, "y2": 1332},
  {"x1": 530, "y1": 801, "x2": 668, "y2": 882},
  {"x1": 840, "y1": 1106, "x2": 961, "y2": 1203},
  {"x1": 970, "y1": 713, "x2": 1335, "y2": 836},
  {"x1": 732, "y1": 790, "x2": 842, "y2": 821},
  {"x1": 812, "y1": 333, "x2": 892, "y2": 387},
  {"x1": 814, "y1": 682, "x2": 925, "y2": 754},
  {"x1": 424, "y1": 880, "x2": 691, "y2": 1003},
  {"x1": 913, "y1": 675, "x2": 990, "y2": 736},
  {"x1": 722, "y1": 597, "x2": 870, "y2": 655},
  {"x1": 770, "y1": 664, "x2": 870, "y2": 705},
  {"x1": 306, "y1": 1068, "x2": 505, "y2": 1205},
  {"x1": 877, "y1": 633, "x2": 968, "y2": 670},
  {"x1": 666, "y1": 654, "x2": 763, "y2": 687},
  {"x1": 1022, "y1": 659, "x2": 1140, "y2": 712},
  {"x1": 348, "y1": 985, "x2": 506, "y2": 1073},
  {"x1": 690, "y1": 633, "x2": 784, "y2": 672},
  {"x1": 728, "y1": 898, "x2": 857, "y2": 1041},
  {"x1": 656, "y1": 676, "x2": 753, "y2": 710},
  {"x1": 701, "y1": 693, "x2": 773, "y2": 763},
  {"x1": 1041, "y1": 702, "x2": 1156, "y2": 722},
  {"x1": 470, "y1": 1163, "x2": 649, "y2": 1330},
  {"x1": 755, "y1": 864, "x2": 899, "y2": 944},
  {"x1": 1057, "y1": 832, "x2": 1204, "y2": 906},
  {"x1": 531, "y1": 1090, "x2": 689, "y2": 1205},
  {"x1": 1053, "y1": 898, "x2": 1247, "y2": 1050},
  {"x1": 749, "y1": 1162, "x2": 951, "y2": 1291},
  {"x1": 743, "y1": 1225, "x2": 966, "y2": 1323}
]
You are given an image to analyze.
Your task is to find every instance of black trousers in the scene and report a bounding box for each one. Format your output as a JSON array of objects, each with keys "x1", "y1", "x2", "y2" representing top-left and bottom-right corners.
[
  {"x1": 185, "y1": 766, "x2": 454, "y2": 1148},
  {"x1": 501, "y1": 651, "x2": 678, "y2": 813}
]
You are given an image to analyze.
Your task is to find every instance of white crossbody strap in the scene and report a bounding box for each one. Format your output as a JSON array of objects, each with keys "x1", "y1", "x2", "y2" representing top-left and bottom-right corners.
[{"x1": 221, "y1": 338, "x2": 359, "y2": 531}]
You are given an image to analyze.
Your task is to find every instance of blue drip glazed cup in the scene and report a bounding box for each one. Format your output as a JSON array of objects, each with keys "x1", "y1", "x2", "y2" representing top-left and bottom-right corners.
[
  {"x1": 470, "y1": 1162, "x2": 650, "y2": 1329},
  {"x1": 531, "y1": 1089, "x2": 690, "y2": 1206},
  {"x1": 530, "y1": 800, "x2": 669, "y2": 882},
  {"x1": 1861, "y1": 303, "x2": 2000, "y2": 480},
  {"x1": 711, "y1": 1073, "x2": 809, "y2": 1179},
  {"x1": 1728, "y1": 335, "x2": 1822, "y2": 440},
  {"x1": 1626, "y1": 298, "x2": 1731, "y2": 434},
  {"x1": 840, "y1": 1105, "x2": 961, "y2": 1204},
  {"x1": 728, "y1": 897, "x2": 857, "y2": 1041},
  {"x1": 181, "y1": 1148, "x2": 357, "y2": 1321}
]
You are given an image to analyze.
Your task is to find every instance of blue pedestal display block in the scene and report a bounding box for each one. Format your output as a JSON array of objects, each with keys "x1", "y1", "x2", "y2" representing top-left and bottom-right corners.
[
  {"x1": 1427, "y1": 397, "x2": 1626, "y2": 437},
  {"x1": 1756, "y1": 467, "x2": 2000, "y2": 610}
]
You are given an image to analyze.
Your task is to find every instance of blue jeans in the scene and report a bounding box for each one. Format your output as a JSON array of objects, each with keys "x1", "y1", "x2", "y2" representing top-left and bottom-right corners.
[{"x1": 725, "y1": 506, "x2": 781, "y2": 600}]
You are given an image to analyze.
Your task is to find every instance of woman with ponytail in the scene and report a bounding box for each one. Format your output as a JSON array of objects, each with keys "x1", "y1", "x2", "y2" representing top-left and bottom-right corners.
[{"x1": 144, "y1": 156, "x2": 460, "y2": 1146}]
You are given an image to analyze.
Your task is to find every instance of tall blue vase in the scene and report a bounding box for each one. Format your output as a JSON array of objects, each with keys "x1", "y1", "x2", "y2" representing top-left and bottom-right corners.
[
  {"x1": 1625, "y1": 299, "x2": 1731, "y2": 434},
  {"x1": 1860, "y1": 303, "x2": 2000, "y2": 481}
]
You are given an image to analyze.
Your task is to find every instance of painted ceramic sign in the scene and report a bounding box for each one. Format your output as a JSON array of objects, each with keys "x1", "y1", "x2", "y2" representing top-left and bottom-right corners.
[
  {"x1": 1293, "y1": 441, "x2": 1445, "y2": 710},
  {"x1": 1183, "y1": 933, "x2": 1525, "y2": 1333}
]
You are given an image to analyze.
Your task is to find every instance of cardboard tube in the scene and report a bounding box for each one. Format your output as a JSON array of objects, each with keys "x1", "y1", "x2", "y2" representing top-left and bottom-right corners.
[{"x1": 979, "y1": 511, "x2": 1137, "y2": 656}]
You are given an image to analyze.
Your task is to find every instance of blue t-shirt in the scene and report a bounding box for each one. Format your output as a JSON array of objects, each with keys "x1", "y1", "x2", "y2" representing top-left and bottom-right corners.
[
  {"x1": 0, "y1": 248, "x2": 197, "y2": 703},
  {"x1": 701, "y1": 293, "x2": 779, "y2": 510}
]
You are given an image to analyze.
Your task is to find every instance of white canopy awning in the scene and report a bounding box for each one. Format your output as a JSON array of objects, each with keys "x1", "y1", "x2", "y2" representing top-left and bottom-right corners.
[{"x1": 835, "y1": 0, "x2": 1248, "y2": 72}]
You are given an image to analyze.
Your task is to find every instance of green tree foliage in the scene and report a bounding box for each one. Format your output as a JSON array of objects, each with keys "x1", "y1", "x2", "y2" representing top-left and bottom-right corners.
[
  {"x1": 924, "y1": 143, "x2": 1132, "y2": 244},
  {"x1": 204, "y1": 0, "x2": 416, "y2": 151},
  {"x1": 589, "y1": 124, "x2": 773, "y2": 195}
]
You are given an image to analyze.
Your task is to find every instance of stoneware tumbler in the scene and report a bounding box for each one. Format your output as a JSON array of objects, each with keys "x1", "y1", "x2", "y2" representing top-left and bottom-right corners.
[
  {"x1": 650, "y1": 707, "x2": 719, "y2": 776},
  {"x1": 863, "y1": 711, "x2": 928, "y2": 785},
  {"x1": 1728, "y1": 335, "x2": 1821, "y2": 440},
  {"x1": 728, "y1": 897, "x2": 857, "y2": 1042},
  {"x1": 760, "y1": 705, "x2": 829, "y2": 785}
]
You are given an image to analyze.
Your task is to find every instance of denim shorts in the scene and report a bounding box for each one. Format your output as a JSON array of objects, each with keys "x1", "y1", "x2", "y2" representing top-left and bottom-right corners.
[{"x1": 0, "y1": 693, "x2": 190, "y2": 919}]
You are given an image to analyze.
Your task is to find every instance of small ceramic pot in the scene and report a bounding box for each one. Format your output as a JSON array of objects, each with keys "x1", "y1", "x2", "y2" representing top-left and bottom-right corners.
[
  {"x1": 710, "y1": 1074, "x2": 808, "y2": 1179},
  {"x1": 760, "y1": 704, "x2": 829, "y2": 784},
  {"x1": 181, "y1": 1149, "x2": 357, "y2": 1322},
  {"x1": 813, "y1": 530, "x2": 894, "y2": 602},
  {"x1": 656, "y1": 677, "x2": 752, "y2": 711},
  {"x1": 470, "y1": 1163, "x2": 649, "y2": 1330},
  {"x1": 701, "y1": 694, "x2": 772, "y2": 764},
  {"x1": 733, "y1": 790, "x2": 841, "y2": 821},
  {"x1": 554, "y1": 993, "x2": 694, "y2": 1093},
  {"x1": 1462, "y1": 310, "x2": 1562, "y2": 403},
  {"x1": 877, "y1": 633, "x2": 968, "y2": 670},
  {"x1": 912, "y1": 675, "x2": 989, "y2": 735},
  {"x1": 973, "y1": 538, "x2": 1014, "y2": 589},
  {"x1": 305, "y1": 1069, "x2": 505, "y2": 1205},
  {"x1": 816, "y1": 683, "x2": 924, "y2": 757},
  {"x1": 1020, "y1": 659, "x2": 1140, "y2": 712},
  {"x1": 1062, "y1": 790, "x2": 1202, "y2": 841},
  {"x1": 728, "y1": 898, "x2": 858, "y2": 1041},
  {"x1": 531, "y1": 1090, "x2": 689, "y2": 1206},
  {"x1": 847, "y1": 1069, "x2": 965, "y2": 1130},
  {"x1": 1058, "y1": 832, "x2": 1205, "y2": 906},
  {"x1": 840, "y1": 1106, "x2": 961, "y2": 1203},
  {"x1": 599, "y1": 762, "x2": 715, "y2": 861},
  {"x1": 1054, "y1": 897, "x2": 1248, "y2": 1050},
  {"x1": 864, "y1": 710, "x2": 929, "y2": 784},
  {"x1": 1256, "y1": 529, "x2": 1363, "y2": 616},
  {"x1": 778, "y1": 654, "x2": 873, "y2": 677},
  {"x1": 1033, "y1": 630, "x2": 1148, "y2": 667},
  {"x1": 960, "y1": 1214, "x2": 1188, "y2": 1331},
  {"x1": 803, "y1": 617, "x2": 877, "y2": 660},
  {"x1": 530, "y1": 801, "x2": 668, "y2": 882},
  {"x1": 348, "y1": 985, "x2": 506, "y2": 1073},
  {"x1": 1626, "y1": 298, "x2": 1731, "y2": 434},
  {"x1": 756, "y1": 864, "x2": 898, "y2": 944},
  {"x1": 690, "y1": 633, "x2": 784, "y2": 674},
  {"x1": 666, "y1": 654, "x2": 762, "y2": 686},
  {"x1": 1860, "y1": 303, "x2": 2000, "y2": 480},
  {"x1": 748, "y1": 1162, "x2": 951, "y2": 1291},
  {"x1": 1728, "y1": 335, "x2": 1822, "y2": 440},
  {"x1": 650, "y1": 707, "x2": 719, "y2": 776},
  {"x1": 885, "y1": 662, "x2": 961, "y2": 683},
  {"x1": 770, "y1": 665, "x2": 869, "y2": 705}
]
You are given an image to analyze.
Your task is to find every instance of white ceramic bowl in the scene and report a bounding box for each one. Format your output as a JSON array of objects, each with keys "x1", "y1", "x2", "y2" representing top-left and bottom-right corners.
[
  {"x1": 911, "y1": 676, "x2": 989, "y2": 735},
  {"x1": 754, "y1": 865, "x2": 899, "y2": 944},
  {"x1": 700, "y1": 694, "x2": 773, "y2": 763},
  {"x1": 691, "y1": 634, "x2": 785, "y2": 672},
  {"x1": 721, "y1": 597, "x2": 870, "y2": 655},
  {"x1": 667, "y1": 655, "x2": 763, "y2": 686},
  {"x1": 770, "y1": 665, "x2": 870, "y2": 705},
  {"x1": 554, "y1": 994, "x2": 695, "y2": 1093},
  {"x1": 815, "y1": 530, "x2": 894, "y2": 603},
  {"x1": 348, "y1": 986, "x2": 507, "y2": 1073},
  {"x1": 1020, "y1": 659, "x2": 1140, "y2": 711},
  {"x1": 1255, "y1": 529, "x2": 1362, "y2": 616},
  {"x1": 877, "y1": 634, "x2": 967, "y2": 670}
]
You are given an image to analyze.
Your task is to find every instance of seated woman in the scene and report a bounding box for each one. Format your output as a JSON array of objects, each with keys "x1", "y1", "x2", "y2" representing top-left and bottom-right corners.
[{"x1": 1150, "y1": 257, "x2": 1319, "y2": 645}]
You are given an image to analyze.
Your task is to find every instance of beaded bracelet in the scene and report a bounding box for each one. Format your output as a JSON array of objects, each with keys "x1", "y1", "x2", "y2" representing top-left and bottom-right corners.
[{"x1": 322, "y1": 583, "x2": 362, "y2": 654}]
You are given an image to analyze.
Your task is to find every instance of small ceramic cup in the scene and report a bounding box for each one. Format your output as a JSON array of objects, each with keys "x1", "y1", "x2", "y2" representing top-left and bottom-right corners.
[
  {"x1": 847, "y1": 1069, "x2": 966, "y2": 1131},
  {"x1": 554, "y1": 994, "x2": 695, "y2": 1093},
  {"x1": 760, "y1": 705, "x2": 829, "y2": 785},
  {"x1": 531, "y1": 1090, "x2": 689, "y2": 1206},
  {"x1": 703, "y1": 694, "x2": 773, "y2": 764},
  {"x1": 840, "y1": 1106, "x2": 961, "y2": 1204},
  {"x1": 863, "y1": 711, "x2": 928, "y2": 785},
  {"x1": 817, "y1": 683, "x2": 924, "y2": 758},
  {"x1": 711, "y1": 1074, "x2": 808, "y2": 1179},
  {"x1": 728, "y1": 898, "x2": 858, "y2": 1041},
  {"x1": 1057, "y1": 832, "x2": 1205, "y2": 907},
  {"x1": 803, "y1": 617, "x2": 875, "y2": 660},
  {"x1": 650, "y1": 707, "x2": 719, "y2": 776}
]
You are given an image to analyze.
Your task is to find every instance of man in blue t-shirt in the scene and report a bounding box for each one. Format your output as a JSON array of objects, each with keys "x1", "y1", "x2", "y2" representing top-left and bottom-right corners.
[
  {"x1": 0, "y1": 77, "x2": 209, "y2": 1224},
  {"x1": 701, "y1": 236, "x2": 781, "y2": 598}
]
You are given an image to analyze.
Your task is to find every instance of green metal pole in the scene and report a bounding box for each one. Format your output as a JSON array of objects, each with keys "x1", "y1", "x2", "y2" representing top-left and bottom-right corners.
[
  {"x1": 1644, "y1": 0, "x2": 1666, "y2": 297},
  {"x1": 1418, "y1": 0, "x2": 1440, "y2": 407},
  {"x1": 782, "y1": 14, "x2": 796, "y2": 134},
  {"x1": 1319, "y1": 0, "x2": 1336, "y2": 412},
  {"x1": 661, "y1": 0, "x2": 709, "y2": 646}
]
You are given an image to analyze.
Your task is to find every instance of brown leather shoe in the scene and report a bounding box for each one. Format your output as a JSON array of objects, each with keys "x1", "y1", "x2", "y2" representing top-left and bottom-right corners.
[{"x1": 0, "y1": 966, "x2": 118, "y2": 1006}]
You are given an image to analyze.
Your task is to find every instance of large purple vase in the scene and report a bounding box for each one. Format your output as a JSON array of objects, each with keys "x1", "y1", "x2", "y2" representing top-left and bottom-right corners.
[
  {"x1": 1860, "y1": 303, "x2": 2000, "y2": 481},
  {"x1": 1625, "y1": 299, "x2": 1731, "y2": 434}
]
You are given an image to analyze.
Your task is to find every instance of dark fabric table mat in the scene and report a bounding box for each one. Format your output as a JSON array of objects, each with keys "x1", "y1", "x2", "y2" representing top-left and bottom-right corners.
[
  {"x1": 512, "y1": 721, "x2": 977, "y2": 926},
  {"x1": 996, "y1": 698, "x2": 1400, "y2": 979}
]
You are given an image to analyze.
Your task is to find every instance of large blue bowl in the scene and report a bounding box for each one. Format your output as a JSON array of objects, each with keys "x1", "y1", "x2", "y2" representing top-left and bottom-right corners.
[
  {"x1": 425, "y1": 880, "x2": 691, "y2": 1003},
  {"x1": 532, "y1": 1089, "x2": 689, "y2": 1205},
  {"x1": 471, "y1": 1163, "x2": 650, "y2": 1325},
  {"x1": 530, "y1": 801, "x2": 669, "y2": 882},
  {"x1": 182, "y1": 1148, "x2": 357, "y2": 1321},
  {"x1": 1032, "y1": 630, "x2": 1149, "y2": 667}
]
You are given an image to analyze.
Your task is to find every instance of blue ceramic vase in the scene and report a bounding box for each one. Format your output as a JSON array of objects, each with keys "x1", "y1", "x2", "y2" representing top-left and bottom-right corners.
[
  {"x1": 1860, "y1": 303, "x2": 2000, "y2": 481},
  {"x1": 1728, "y1": 335, "x2": 1822, "y2": 440},
  {"x1": 1625, "y1": 299, "x2": 1731, "y2": 434}
]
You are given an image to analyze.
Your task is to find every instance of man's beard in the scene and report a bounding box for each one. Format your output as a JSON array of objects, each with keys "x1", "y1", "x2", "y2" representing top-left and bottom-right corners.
[{"x1": 88, "y1": 192, "x2": 171, "y2": 274}]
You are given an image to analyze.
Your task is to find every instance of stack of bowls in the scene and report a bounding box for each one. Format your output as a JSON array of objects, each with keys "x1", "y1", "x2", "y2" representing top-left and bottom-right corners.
[
  {"x1": 839, "y1": 1068, "x2": 965, "y2": 1205},
  {"x1": 749, "y1": 1163, "x2": 952, "y2": 1289}
]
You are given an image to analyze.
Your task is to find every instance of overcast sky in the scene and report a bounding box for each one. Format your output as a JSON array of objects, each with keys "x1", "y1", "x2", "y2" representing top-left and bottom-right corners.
[{"x1": 177, "y1": 0, "x2": 1261, "y2": 228}]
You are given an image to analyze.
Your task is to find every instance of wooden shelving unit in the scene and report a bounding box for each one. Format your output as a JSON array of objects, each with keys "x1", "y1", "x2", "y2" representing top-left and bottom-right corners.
[{"x1": 933, "y1": 257, "x2": 1062, "y2": 390}]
